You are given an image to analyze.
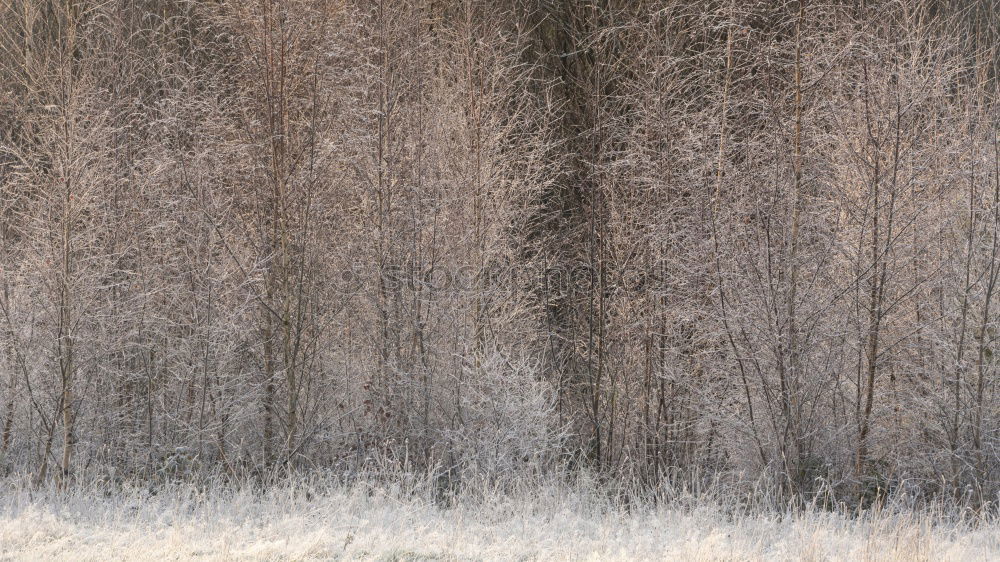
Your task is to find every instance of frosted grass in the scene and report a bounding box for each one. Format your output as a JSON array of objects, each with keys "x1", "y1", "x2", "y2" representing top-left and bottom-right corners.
[{"x1": 1, "y1": 476, "x2": 998, "y2": 561}]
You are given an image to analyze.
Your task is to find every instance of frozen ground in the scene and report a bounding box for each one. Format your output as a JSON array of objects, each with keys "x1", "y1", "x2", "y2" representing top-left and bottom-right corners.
[{"x1": 1, "y1": 476, "x2": 998, "y2": 561}]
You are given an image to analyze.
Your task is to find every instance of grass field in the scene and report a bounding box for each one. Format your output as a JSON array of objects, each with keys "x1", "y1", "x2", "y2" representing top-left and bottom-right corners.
[{"x1": 1, "y1": 476, "x2": 998, "y2": 561}]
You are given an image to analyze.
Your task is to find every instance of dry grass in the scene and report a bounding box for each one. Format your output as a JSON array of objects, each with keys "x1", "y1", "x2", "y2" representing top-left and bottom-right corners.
[{"x1": 0, "y1": 476, "x2": 998, "y2": 561}]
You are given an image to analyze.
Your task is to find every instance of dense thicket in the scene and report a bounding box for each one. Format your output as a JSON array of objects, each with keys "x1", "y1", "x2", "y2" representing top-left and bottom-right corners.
[{"x1": 1, "y1": 0, "x2": 998, "y2": 506}]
